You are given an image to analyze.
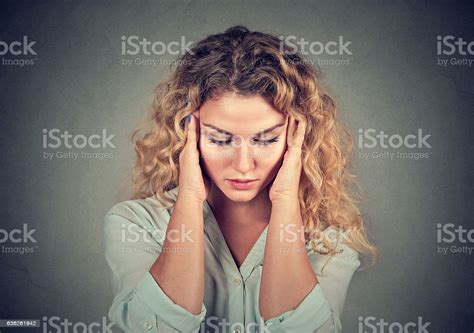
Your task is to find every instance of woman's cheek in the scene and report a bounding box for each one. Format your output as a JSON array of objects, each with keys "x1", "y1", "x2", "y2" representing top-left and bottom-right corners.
[
  {"x1": 256, "y1": 141, "x2": 286, "y2": 164},
  {"x1": 199, "y1": 151, "x2": 220, "y2": 185},
  {"x1": 199, "y1": 143, "x2": 228, "y2": 172},
  {"x1": 200, "y1": 142, "x2": 226, "y2": 160},
  {"x1": 199, "y1": 138, "x2": 215, "y2": 159}
]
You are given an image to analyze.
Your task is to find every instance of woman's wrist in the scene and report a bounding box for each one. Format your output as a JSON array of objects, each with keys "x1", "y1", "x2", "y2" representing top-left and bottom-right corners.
[
  {"x1": 176, "y1": 190, "x2": 205, "y2": 208},
  {"x1": 270, "y1": 197, "x2": 300, "y2": 210}
]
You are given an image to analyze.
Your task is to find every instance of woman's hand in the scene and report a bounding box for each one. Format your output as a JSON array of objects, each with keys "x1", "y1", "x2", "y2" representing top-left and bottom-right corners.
[
  {"x1": 269, "y1": 115, "x2": 307, "y2": 203},
  {"x1": 177, "y1": 111, "x2": 211, "y2": 204}
]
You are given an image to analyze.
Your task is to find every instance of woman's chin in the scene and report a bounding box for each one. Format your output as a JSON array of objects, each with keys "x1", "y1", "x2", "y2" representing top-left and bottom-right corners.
[{"x1": 223, "y1": 191, "x2": 256, "y2": 202}]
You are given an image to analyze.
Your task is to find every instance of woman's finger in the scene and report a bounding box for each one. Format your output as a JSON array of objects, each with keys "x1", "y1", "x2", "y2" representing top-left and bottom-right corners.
[
  {"x1": 293, "y1": 118, "x2": 306, "y2": 148},
  {"x1": 286, "y1": 115, "x2": 295, "y2": 147},
  {"x1": 186, "y1": 113, "x2": 197, "y2": 145},
  {"x1": 192, "y1": 110, "x2": 201, "y2": 145}
]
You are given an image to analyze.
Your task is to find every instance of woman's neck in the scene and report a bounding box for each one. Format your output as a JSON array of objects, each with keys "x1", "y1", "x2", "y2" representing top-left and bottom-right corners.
[{"x1": 206, "y1": 183, "x2": 272, "y2": 227}]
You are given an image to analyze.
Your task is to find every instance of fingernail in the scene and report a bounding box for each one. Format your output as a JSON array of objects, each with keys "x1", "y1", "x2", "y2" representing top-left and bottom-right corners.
[{"x1": 187, "y1": 114, "x2": 192, "y2": 123}]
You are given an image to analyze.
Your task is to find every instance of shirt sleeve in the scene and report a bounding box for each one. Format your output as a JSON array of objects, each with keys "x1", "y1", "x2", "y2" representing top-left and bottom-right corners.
[
  {"x1": 259, "y1": 235, "x2": 361, "y2": 333},
  {"x1": 103, "y1": 202, "x2": 207, "y2": 333}
]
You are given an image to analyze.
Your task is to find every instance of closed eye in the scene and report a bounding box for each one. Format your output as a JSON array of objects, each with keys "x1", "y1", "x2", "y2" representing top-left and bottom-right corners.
[
  {"x1": 207, "y1": 137, "x2": 232, "y2": 146},
  {"x1": 207, "y1": 136, "x2": 280, "y2": 146},
  {"x1": 252, "y1": 137, "x2": 280, "y2": 146}
]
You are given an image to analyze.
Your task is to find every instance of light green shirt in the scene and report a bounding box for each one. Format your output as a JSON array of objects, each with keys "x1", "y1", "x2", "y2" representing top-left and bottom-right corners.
[{"x1": 103, "y1": 186, "x2": 360, "y2": 332}]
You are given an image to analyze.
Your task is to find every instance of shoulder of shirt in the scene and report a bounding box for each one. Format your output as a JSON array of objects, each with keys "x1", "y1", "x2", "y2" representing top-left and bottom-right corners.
[{"x1": 104, "y1": 186, "x2": 180, "y2": 228}]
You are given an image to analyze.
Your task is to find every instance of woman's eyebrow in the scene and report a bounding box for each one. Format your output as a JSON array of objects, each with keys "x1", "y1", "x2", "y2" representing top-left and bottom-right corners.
[{"x1": 202, "y1": 122, "x2": 285, "y2": 136}]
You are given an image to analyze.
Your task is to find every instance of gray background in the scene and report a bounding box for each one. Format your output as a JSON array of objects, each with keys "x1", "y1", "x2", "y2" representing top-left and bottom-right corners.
[{"x1": 0, "y1": 0, "x2": 473, "y2": 332}]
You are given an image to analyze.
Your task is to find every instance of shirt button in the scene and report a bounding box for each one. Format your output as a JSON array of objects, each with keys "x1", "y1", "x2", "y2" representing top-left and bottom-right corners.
[
  {"x1": 233, "y1": 278, "x2": 242, "y2": 286},
  {"x1": 143, "y1": 320, "x2": 153, "y2": 330}
]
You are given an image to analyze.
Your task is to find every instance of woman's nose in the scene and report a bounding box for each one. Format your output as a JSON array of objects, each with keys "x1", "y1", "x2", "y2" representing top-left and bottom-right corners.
[{"x1": 232, "y1": 143, "x2": 255, "y2": 173}]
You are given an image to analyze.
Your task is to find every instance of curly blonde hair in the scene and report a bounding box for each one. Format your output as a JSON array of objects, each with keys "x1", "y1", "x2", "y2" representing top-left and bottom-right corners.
[{"x1": 128, "y1": 26, "x2": 377, "y2": 265}]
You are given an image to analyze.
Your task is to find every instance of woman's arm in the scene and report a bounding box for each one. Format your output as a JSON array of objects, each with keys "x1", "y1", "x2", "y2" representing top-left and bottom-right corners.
[
  {"x1": 259, "y1": 116, "x2": 316, "y2": 320},
  {"x1": 259, "y1": 219, "x2": 361, "y2": 332},
  {"x1": 259, "y1": 199, "x2": 318, "y2": 319},
  {"x1": 150, "y1": 111, "x2": 209, "y2": 315},
  {"x1": 149, "y1": 193, "x2": 205, "y2": 314},
  {"x1": 259, "y1": 116, "x2": 350, "y2": 332}
]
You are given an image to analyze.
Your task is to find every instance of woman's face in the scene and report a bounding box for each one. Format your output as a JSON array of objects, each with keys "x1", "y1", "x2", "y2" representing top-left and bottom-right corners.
[{"x1": 198, "y1": 92, "x2": 288, "y2": 202}]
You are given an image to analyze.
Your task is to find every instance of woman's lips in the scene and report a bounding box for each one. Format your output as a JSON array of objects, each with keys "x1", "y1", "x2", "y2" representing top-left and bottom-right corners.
[{"x1": 226, "y1": 179, "x2": 258, "y2": 190}]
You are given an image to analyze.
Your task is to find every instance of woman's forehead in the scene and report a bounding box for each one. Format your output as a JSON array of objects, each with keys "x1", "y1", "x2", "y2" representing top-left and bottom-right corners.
[{"x1": 199, "y1": 93, "x2": 286, "y2": 134}]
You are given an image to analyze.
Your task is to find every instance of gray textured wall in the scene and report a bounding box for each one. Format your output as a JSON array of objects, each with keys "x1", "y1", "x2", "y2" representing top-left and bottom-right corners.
[{"x1": 0, "y1": 1, "x2": 473, "y2": 332}]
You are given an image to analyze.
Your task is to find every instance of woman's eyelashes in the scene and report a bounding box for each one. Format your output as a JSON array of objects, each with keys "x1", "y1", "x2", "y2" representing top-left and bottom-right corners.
[
  {"x1": 207, "y1": 135, "x2": 280, "y2": 147},
  {"x1": 207, "y1": 137, "x2": 232, "y2": 146}
]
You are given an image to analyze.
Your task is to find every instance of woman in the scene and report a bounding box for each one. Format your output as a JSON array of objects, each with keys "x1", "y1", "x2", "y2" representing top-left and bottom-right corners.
[{"x1": 104, "y1": 25, "x2": 376, "y2": 332}]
